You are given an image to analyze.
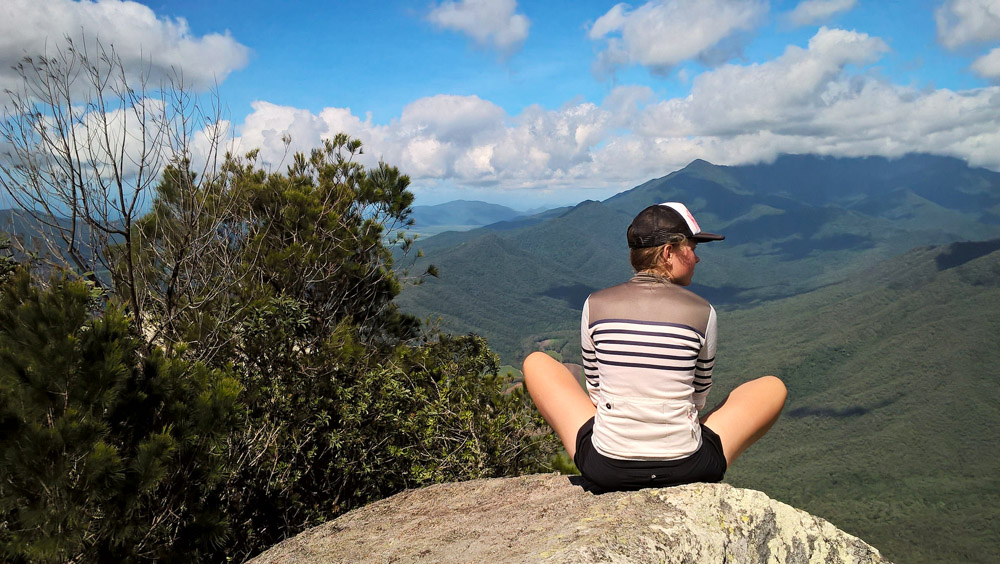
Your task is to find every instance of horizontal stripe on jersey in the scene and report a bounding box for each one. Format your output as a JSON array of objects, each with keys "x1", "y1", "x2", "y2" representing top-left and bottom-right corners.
[{"x1": 581, "y1": 272, "x2": 718, "y2": 461}]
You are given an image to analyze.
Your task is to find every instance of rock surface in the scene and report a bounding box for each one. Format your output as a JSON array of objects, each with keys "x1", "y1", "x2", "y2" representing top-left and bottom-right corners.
[{"x1": 247, "y1": 473, "x2": 890, "y2": 563}]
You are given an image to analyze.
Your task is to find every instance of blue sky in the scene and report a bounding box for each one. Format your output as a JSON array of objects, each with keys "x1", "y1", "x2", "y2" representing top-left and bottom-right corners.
[{"x1": 3, "y1": 0, "x2": 1000, "y2": 208}]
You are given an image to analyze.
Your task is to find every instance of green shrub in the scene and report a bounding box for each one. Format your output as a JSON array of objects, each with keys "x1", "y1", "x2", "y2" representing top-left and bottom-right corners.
[
  {"x1": 0, "y1": 138, "x2": 559, "y2": 562},
  {"x1": 0, "y1": 269, "x2": 241, "y2": 563}
]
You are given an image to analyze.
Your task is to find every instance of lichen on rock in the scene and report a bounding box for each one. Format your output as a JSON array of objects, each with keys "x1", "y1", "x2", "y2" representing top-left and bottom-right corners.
[{"x1": 247, "y1": 473, "x2": 890, "y2": 563}]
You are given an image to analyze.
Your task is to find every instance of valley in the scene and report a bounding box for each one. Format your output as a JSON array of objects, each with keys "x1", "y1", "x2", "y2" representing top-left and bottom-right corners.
[{"x1": 394, "y1": 154, "x2": 1000, "y2": 563}]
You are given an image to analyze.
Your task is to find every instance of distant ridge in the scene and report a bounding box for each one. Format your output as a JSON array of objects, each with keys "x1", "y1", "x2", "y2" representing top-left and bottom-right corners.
[
  {"x1": 409, "y1": 200, "x2": 524, "y2": 227},
  {"x1": 718, "y1": 239, "x2": 1000, "y2": 564},
  {"x1": 405, "y1": 200, "x2": 543, "y2": 237},
  {"x1": 402, "y1": 224, "x2": 1000, "y2": 563},
  {"x1": 398, "y1": 153, "x2": 1000, "y2": 360}
]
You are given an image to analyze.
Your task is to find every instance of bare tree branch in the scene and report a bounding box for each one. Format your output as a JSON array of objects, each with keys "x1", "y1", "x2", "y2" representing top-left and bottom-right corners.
[{"x1": 1, "y1": 35, "x2": 230, "y2": 342}]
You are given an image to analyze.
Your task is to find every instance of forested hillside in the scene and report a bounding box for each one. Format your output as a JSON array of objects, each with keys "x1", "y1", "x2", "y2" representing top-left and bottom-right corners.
[
  {"x1": 394, "y1": 154, "x2": 1000, "y2": 563},
  {"x1": 0, "y1": 41, "x2": 557, "y2": 562},
  {"x1": 407, "y1": 200, "x2": 528, "y2": 237},
  {"x1": 716, "y1": 240, "x2": 1000, "y2": 564},
  {"x1": 397, "y1": 154, "x2": 1000, "y2": 361}
]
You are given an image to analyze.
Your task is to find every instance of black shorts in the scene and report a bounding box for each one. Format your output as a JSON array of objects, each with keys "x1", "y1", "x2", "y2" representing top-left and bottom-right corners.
[{"x1": 573, "y1": 416, "x2": 727, "y2": 491}]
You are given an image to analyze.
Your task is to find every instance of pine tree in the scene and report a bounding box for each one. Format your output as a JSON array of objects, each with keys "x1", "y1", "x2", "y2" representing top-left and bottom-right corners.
[{"x1": 0, "y1": 269, "x2": 241, "y2": 563}]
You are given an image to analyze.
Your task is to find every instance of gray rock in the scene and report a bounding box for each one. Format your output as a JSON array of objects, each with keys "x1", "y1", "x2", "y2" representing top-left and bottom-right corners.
[{"x1": 247, "y1": 473, "x2": 890, "y2": 563}]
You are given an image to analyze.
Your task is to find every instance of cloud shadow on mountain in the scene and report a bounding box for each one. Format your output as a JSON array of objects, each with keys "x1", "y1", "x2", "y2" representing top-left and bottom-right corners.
[
  {"x1": 935, "y1": 239, "x2": 1000, "y2": 271},
  {"x1": 774, "y1": 234, "x2": 876, "y2": 261},
  {"x1": 542, "y1": 283, "x2": 598, "y2": 309},
  {"x1": 787, "y1": 397, "x2": 896, "y2": 419}
]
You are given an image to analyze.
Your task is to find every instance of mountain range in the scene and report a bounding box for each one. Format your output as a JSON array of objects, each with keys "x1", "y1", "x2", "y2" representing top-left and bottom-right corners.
[
  {"x1": 406, "y1": 200, "x2": 534, "y2": 238},
  {"x1": 4, "y1": 153, "x2": 998, "y2": 562},
  {"x1": 394, "y1": 153, "x2": 1000, "y2": 563},
  {"x1": 717, "y1": 238, "x2": 1000, "y2": 564},
  {"x1": 396, "y1": 153, "x2": 1000, "y2": 362}
]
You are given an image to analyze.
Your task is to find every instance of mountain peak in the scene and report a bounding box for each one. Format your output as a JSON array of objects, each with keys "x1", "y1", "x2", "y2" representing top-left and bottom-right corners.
[
  {"x1": 683, "y1": 158, "x2": 717, "y2": 169},
  {"x1": 670, "y1": 158, "x2": 724, "y2": 179}
]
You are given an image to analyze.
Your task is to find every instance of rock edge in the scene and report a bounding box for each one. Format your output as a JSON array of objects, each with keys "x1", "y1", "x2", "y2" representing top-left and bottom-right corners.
[{"x1": 248, "y1": 473, "x2": 890, "y2": 563}]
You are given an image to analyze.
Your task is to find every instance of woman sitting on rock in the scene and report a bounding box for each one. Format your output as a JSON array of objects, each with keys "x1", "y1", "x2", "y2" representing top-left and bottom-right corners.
[{"x1": 524, "y1": 202, "x2": 787, "y2": 491}]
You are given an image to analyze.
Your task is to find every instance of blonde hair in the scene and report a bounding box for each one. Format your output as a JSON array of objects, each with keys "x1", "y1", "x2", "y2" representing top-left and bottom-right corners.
[
  {"x1": 630, "y1": 244, "x2": 666, "y2": 273},
  {"x1": 629, "y1": 237, "x2": 688, "y2": 280}
]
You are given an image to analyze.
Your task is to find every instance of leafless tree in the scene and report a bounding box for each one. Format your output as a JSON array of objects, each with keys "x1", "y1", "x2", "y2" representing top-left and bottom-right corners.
[
  {"x1": 0, "y1": 36, "x2": 428, "y2": 365},
  {"x1": 0, "y1": 36, "x2": 229, "y2": 338}
]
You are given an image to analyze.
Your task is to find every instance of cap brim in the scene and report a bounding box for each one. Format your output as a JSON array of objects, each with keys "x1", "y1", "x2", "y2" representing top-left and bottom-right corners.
[{"x1": 690, "y1": 232, "x2": 725, "y2": 242}]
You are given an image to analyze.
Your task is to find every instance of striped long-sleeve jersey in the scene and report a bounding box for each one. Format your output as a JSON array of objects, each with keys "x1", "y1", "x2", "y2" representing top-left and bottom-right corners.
[{"x1": 581, "y1": 272, "x2": 717, "y2": 461}]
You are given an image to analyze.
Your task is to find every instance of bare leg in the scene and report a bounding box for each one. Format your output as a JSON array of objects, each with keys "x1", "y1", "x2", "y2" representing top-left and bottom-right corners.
[
  {"x1": 701, "y1": 375, "x2": 787, "y2": 466},
  {"x1": 523, "y1": 352, "x2": 597, "y2": 459}
]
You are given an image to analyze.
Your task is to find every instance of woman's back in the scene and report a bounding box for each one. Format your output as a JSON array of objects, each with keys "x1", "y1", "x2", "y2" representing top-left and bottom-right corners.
[
  {"x1": 583, "y1": 272, "x2": 717, "y2": 460},
  {"x1": 523, "y1": 201, "x2": 786, "y2": 492}
]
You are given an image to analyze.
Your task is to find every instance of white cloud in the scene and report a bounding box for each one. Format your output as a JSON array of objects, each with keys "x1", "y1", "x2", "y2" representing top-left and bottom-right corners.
[
  {"x1": 227, "y1": 28, "x2": 1000, "y2": 199},
  {"x1": 971, "y1": 46, "x2": 1000, "y2": 78},
  {"x1": 228, "y1": 90, "x2": 646, "y2": 190},
  {"x1": 398, "y1": 95, "x2": 506, "y2": 144},
  {"x1": 0, "y1": 0, "x2": 250, "y2": 93},
  {"x1": 785, "y1": 0, "x2": 857, "y2": 27},
  {"x1": 936, "y1": 0, "x2": 1000, "y2": 48},
  {"x1": 233, "y1": 102, "x2": 335, "y2": 166},
  {"x1": 589, "y1": 0, "x2": 768, "y2": 77},
  {"x1": 628, "y1": 27, "x2": 1000, "y2": 174},
  {"x1": 0, "y1": 93, "x2": 238, "y2": 215},
  {"x1": 638, "y1": 28, "x2": 889, "y2": 137},
  {"x1": 589, "y1": 4, "x2": 630, "y2": 40},
  {"x1": 427, "y1": 0, "x2": 529, "y2": 55}
]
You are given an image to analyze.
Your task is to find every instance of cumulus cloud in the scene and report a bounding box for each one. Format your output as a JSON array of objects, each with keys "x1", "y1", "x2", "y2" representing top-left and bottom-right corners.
[
  {"x1": 629, "y1": 27, "x2": 1000, "y2": 173},
  {"x1": 638, "y1": 28, "x2": 890, "y2": 137},
  {"x1": 785, "y1": 0, "x2": 857, "y2": 27},
  {"x1": 226, "y1": 27, "x2": 1000, "y2": 198},
  {"x1": 936, "y1": 0, "x2": 1000, "y2": 49},
  {"x1": 971, "y1": 46, "x2": 1000, "y2": 78},
  {"x1": 233, "y1": 102, "x2": 346, "y2": 165},
  {"x1": 589, "y1": 0, "x2": 767, "y2": 77},
  {"x1": 427, "y1": 0, "x2": 529, "y2": 56},
  {"x1": 0, "y1": 0, "x2": 250, "y2": 93},
  {"x1": 398, "y1": 95, "x2": 506, "y2": 143},
  {"x1": 227, "y1": 89, "x2": 650, "y2": 190}
]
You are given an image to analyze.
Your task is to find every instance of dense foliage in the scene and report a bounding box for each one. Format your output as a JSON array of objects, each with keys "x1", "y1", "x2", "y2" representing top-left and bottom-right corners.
[
  {"x1": 396, "y1": 155, "x2": 1000, "y2": 361},
  {"x1": 0, "y1": 269, "x2": 241, "y2": 562},
  {"x1": 395, "y1": 154, "x2": 1000, "y2": 564},
  {"x1": 715, "y1": 244, "x2": 1000, "y2": 564},
  {"x1": 0, "y1": 138, "x2": 556, "y2": 562},
  {"x1": 477, "y1": 240, "x2": 1000, "y2": 564}
]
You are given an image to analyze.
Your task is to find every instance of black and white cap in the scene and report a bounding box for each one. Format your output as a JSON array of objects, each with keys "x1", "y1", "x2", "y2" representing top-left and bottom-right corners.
[{"x1": 626, "y1": 202, "x2": 725, "y2": 249}]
